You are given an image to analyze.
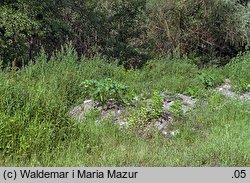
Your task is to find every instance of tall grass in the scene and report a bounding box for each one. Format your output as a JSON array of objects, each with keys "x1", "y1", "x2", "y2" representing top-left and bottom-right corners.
[{"x1": 0, "y1": 46, "x2": 249, "y2": 166}]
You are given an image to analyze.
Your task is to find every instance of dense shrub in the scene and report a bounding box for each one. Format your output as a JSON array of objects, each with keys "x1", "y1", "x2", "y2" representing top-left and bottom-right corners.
[
  {"x1": 0, "y1": 0, "x2": 249, "y2": 67},
  {"x1": 75, "y1": 0, "x2": 148, "y2": 68},
  {"x1": 146, "y1": 0, "x2": 250, "y2": 64},
  {"x1": 0, "y1": 0, "x2": 148, "y2": 68},
  {"x1": 81, "y1": 78, "x2": 131, "y2": 105}
]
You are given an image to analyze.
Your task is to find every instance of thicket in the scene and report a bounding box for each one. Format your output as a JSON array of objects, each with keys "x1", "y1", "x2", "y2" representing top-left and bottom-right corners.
[
  {"x1": 147, "y1": 0, "x2": 249, "y2": 64},
  {"x1": 0, "y1": 0, "x2": 249, "y2": 68}
]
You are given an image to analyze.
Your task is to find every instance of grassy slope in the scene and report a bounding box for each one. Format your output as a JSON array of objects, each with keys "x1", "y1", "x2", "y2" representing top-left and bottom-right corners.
[{"x1": 0, "y1": 48, "x2": 249, "y2": 166}]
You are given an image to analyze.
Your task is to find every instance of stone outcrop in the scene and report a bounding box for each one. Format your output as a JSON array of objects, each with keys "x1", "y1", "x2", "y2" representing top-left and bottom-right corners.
[
  {"x1": 69, "y1": 93, "x2": 198, "y2": 138},
  {"x1": 215, "y1": 79, "x2": 250, "y2": 100}
]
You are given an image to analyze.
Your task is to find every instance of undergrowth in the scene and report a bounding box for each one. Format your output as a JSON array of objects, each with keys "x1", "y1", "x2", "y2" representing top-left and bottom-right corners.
[{"x1": 0, "y1": 47, "x2": 249, "y2": 166}]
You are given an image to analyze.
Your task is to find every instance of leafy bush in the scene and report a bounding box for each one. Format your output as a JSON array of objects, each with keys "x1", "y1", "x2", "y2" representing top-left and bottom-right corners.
[
  {"x1": 168, "y1": 100, "x2": 183, "y2": 118},
  {"x1": 0, "y1": 5, "x2": 40, "y2": 66},
  {"x1": 236, "y1": 79, "x2": 250, "y2": 92},
  {"x1": 94, "y1": 0, "x2": 149, "y2": 68},
  {"x1": 184, "y1": 86, "x2": 204, "y2": 98},
  {"x1": 198, "y1": 72, "x2": 215, "y2": 88},
  {"x1": 0, "y1": 0, "x2": 148, "y2": 68},
  {"x1": 1, "y1": 0, "x2": 249, "y2": 67},
  {"x1": 146, "y1": 0, "x2": 249, "y2": 63},
  {"x1": 150, "y1": 91, "x2": 164, "y2": 119},
  {"x1": 81, "y1": 78, "x2": 131, "y2": 105},
  {"x1": 128, "y1": 91, "x2": 164, "y2": 129}
]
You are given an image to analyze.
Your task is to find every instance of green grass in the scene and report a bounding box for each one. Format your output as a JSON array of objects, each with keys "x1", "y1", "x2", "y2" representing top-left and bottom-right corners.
[{"x1": 0, "y1": 47, "x2": 249, "y2": 166}]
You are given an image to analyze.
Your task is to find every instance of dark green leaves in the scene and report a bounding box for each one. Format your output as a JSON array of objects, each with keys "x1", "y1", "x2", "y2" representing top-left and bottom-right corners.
[{"x1": 81, "y1": 78, "x2": 131, "y2": 105}]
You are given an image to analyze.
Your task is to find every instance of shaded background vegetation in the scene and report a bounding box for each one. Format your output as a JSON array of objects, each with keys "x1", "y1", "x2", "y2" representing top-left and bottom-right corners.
[{"x1": 0, "y1": 0, "x2": 249, "y2": 68}]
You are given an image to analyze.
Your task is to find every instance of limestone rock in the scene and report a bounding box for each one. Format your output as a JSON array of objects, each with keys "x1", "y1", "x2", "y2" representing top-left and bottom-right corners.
[
  {"x1": 69, "y1": 100, "x2": 95, "y2": 120},
  {"x1": 215, "y1": 79, "x2": 250, "y2": 101}
]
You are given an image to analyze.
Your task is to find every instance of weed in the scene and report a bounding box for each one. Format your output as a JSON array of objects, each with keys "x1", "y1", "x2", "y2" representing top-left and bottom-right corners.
[
  {"x1": 81, "y1": 78, "x2": 132, "y2": 106},
  {"x1": 237, "y1": 79, "x2": 250, "y2": 92},
  {"x1": 128, "y1": 91, "x2": 164, "y2": 129},
  {"x1": 0, "y1": 48, "x2": 249, "y2": 166},
  {"x1": 184, "y1": 87, "x2": 204, "y2": 98},
  {"x1": 149, "y1": 91, "x2": 164, "y2": 119},
  {"x1": 168, "y1": 100, "x2": 183, "y2": 118},
  {"x1": 198, "y1": 72, "x2": 215, "y2": 88}
]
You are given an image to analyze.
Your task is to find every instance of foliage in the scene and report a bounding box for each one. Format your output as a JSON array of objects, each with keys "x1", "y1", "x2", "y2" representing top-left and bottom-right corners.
[
  {"x1": 150, "y1": 91, "x2": 164, "y2": 119},
  {"x1": 184, "y1": 86, "x2": 204, "y2": 99},
  {"x1": 146, "y1": 0, "x2": 249, "y2": 63},
  {"x1": 0, "y1": 0, "x2": 249, "y2": 67},
  {"x1": 0, "y1": 0, "x2": 71, "y2": 66},
  {"x1": 168, "y1": 100, "x2": 183, "y2": 118},
  {"x1": 0, "y1": 48, "x2": 249, "y2": 166},
  {"x1": 81, "y1": 78, "x2": 130, "y2": 105},
  {"x1": 93, "y1": 0, "x2": 149, "y2": 68},
  {"x1": 236, "y1": 79, "x2": 250, "y2": 92},
  {"x1": 197, "y1": 72, "x2": 216, "y2": 88},
  {"x1": 0, "y1": 4, "x2": 40, "y2": 66},
  {"x1": 128, "y1": 91, "x2": 164, "y2": 129},
  {"x1": 223, "y1": 52, "x2": 250, "y2": 92},
  {"x1": 0, "y1": 0, "x2": 148, "y2": 68}
]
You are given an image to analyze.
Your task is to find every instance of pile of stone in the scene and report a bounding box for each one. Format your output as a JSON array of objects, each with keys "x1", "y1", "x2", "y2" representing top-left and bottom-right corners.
[
  {"x1": 215, "y1": 79, "x2": 250, "y2": 101},
  {"x1": 69, "y1": 79, "x2": 249, "y2": 138},
  {"x1": 69, "y1": 93, "x2": 198, "y2": 138}
]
